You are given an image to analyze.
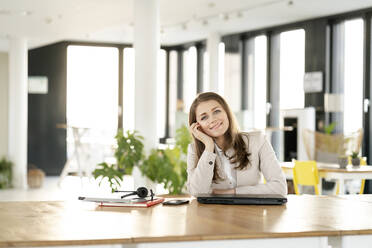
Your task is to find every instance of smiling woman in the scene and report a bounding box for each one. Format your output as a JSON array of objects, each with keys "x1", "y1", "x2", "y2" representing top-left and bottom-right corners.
[{"x1": 186, "y1": 92, "x2": 287, "y2": 196}]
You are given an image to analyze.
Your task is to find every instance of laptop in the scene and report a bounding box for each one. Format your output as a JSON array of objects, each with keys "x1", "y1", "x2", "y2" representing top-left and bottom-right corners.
[{"x1": 197, "y1": 194, "x2": 287, "y2": 205}]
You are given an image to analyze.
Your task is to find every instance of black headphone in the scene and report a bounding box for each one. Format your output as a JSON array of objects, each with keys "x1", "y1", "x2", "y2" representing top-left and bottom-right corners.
[{"x1": 115, "y1": 187, "x2": 154, "y2": 199}]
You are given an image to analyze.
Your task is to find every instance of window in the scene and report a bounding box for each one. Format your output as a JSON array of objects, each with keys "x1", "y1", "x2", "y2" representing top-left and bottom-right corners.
[
  {"x1": 123, "y1": 47, "x2": 135, "y2": 133},
  {"x1": 66, "y1": 45, "x2": 118, "y2": 160},
  {"x1": 157, "y1": 49, "x2": 167, "y2": 139},
  {"x1": 218, "y1": 42, "x2": 225, "y2": 96},
  {"x1": 279, "y1": 29, "x2": 305, "y2": 110},
  {"x1": 183, "y1": 46, "x2": 197, "y2": 112},
  {"x1": 253, "y1": 35, "x2": 267, "y2": 129},
  {"x1": 168, "y1": 50, "x2": 178, "y2": 137},
  {"x1": 343, "y1": 19, "x2": 364, "y2": 134}
]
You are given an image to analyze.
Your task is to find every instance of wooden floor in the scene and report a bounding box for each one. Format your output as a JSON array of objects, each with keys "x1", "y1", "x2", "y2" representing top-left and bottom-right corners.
[{"x1": 0, "y1": 175, "x2": 157, "y2": 202}]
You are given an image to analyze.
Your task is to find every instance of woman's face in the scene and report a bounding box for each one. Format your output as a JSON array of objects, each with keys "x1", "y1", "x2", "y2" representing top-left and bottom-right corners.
[{"x1": 195, "y1": 100, "x2": 229, "y2": 138}]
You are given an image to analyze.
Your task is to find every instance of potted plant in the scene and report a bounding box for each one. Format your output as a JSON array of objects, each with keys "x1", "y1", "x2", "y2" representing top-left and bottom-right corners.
[
  {"x1": 338, "y1": 155, "x2": 348, "y2": 169},
  {"x1": 0, "y1": 157, "x2": 12, "y2": 189},
  {"x1": 351, "y1": 151, "x2": 360, "y2": 166},
  {"x1": 140, "y1": 125, "x2": 191, "y2": 194},
  {"x1": 92, "y1": 125, "x2": 191, "y2": 194},
  {"x1": 92, "y1": 130, "x2": 144, "y2": 192}
]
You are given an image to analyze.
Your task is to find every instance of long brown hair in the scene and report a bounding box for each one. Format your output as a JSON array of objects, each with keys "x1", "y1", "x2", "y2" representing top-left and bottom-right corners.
[{"x1": 188, "y1": 92, "x2": 251, "y2": 181}]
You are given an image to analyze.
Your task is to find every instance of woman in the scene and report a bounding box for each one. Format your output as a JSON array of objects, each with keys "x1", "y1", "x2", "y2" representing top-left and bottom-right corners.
[{"x1": 187, "y1": 92, "x2": 287, "y2": 196}]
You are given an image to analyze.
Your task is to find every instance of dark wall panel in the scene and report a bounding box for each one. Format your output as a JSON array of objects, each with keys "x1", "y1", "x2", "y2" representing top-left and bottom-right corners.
[
  {"x1": 304, "y1": 19, "x2": 328, "y2": 131},
  {"x1": 28, "y1": 42, "x2": 67, "y2": 175}
]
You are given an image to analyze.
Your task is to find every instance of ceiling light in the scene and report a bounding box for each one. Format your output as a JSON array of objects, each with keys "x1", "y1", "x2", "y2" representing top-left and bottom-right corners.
[
  {"x1": 219, "y1": 13, "x2": 229, "y2": 21},
  {"x1": 0, "y1": 9, "x2": 11, "y2": 15},
  {"x1": 44, "y1": 17, "x2": 53, "y2": 24},
  {"x1": 19, "y1": 10, "x2": 32, "y2": 16},
  {"x1": 208, "y1": 2, "x2": 215, "y2": 8},
  {"x1": 288, "y1": 0, "x2": 294, "y2": 6}
]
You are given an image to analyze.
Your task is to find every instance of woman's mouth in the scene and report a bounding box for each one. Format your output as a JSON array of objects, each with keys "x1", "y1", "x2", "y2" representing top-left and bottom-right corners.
[{"x1": 210, "y1": 122, "x2": 222, "y2": 130}]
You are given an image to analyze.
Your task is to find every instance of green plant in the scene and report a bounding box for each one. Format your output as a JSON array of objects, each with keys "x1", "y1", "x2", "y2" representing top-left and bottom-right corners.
[
  {"x1": 324, "y1": 122, "x2": 336, "y2": 135},
  {"x1": 0, "y1": 157, "x2": 13, "y2": 189},
  {"x1": 351, "y1": 151, "x2": 359, "y2": 159},
  {"x1": 92, "y1": 126, "x2": 192, "y2": 194},
  {"x1": 175, "y1": 125, "x2": 192, "y2": 154},
  {"x1": 140, "y1": 148, "x2": 187, "y2": 194},
  {"x1": 92, "y1": 130, "x2": 144, "y2": 192}
]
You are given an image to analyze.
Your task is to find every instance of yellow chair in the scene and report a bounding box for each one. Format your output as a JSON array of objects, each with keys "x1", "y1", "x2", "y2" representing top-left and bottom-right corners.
[
  {"x1": 292, "y1": 160, "x2": 320, "y2": 195},
  {"x1": 359, "y1": 157, "x2": 367, "y2": 194}
]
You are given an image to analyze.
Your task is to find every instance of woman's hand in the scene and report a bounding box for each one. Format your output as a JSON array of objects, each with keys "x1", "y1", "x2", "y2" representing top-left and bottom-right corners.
[
  {"x1": 212, "y1": 188, "x2": 236, "y2": 195},
  {"x1": 189, "y1": 122, "x2": 214, "y2": 152}
]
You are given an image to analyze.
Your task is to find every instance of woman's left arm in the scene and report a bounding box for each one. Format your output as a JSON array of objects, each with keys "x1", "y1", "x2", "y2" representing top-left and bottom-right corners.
[{"x1": 235, "y1": 137, "x2": 288, "y2": 196}]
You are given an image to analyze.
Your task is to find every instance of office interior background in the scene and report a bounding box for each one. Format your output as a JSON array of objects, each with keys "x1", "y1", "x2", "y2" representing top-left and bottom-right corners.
[{"x1": 1, "y1": 0, "x2": 372, "y2": 196}]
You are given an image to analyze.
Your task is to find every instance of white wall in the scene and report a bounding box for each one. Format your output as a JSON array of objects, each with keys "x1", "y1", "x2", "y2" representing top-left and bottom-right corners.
[{"x1": 0, "y1": 52, "x2": 8, "y2": 158}]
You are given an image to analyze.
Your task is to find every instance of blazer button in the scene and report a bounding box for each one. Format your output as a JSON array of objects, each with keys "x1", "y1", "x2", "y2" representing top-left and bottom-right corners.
[{"x1": 209, "y1": 161, "x2": 213, "y2": 165}]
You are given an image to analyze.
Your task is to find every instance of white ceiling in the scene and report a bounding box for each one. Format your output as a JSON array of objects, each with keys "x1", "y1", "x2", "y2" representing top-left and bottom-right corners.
[{"x1": 0, "y1": 0, "x2": 372, "y2": 51}]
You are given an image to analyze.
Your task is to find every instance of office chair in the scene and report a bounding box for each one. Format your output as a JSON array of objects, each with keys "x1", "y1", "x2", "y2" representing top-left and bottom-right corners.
[
  {"x1": 292, "y1": 160, "x2": 320, "y2": 195},
  {"x1": 359, "y1": 157, "x2": 367, "y2": 194}
]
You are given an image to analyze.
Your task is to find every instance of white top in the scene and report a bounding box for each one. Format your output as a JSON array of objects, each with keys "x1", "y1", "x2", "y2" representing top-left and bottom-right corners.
[
  {"x1": 214, "y1": 143, "x2": 237, "y2": 188},
  {"x1": 186, "y1": 131, "x2": 288, "y2": 196}
]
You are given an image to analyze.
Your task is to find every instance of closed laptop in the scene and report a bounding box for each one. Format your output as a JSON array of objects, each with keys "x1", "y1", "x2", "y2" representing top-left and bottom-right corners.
[{"x1": 197, "y1": 194, "x2": 287, "y2": 205}]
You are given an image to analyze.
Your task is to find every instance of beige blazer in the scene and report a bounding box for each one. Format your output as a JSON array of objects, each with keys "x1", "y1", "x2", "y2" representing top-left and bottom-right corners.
[{"x1": 186, "y1": 131, "x2": 287, "y2": 196}]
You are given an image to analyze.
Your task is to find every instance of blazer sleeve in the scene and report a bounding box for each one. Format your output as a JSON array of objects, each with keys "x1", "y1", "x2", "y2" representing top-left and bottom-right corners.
[
  {"x1": 235, "y1": 135, "x2": 288, "y2": 196},
  {"x1": 186, "y1": 143, "x2": 217, "y2": 196}
]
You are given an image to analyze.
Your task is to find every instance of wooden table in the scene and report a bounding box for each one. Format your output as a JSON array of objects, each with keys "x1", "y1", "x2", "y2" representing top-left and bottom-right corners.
[
  {"x1": 281, "y1": 162, "x2": 372, "y2": 194},
  {"x1": 1, "y1": 195, "x2": 372, "y2": 248}
]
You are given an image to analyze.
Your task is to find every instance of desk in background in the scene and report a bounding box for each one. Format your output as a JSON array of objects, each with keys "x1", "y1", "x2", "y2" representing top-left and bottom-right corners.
[
  {"x1": 281, "y1": 162, "x2": 372, "y2": 194},
  {"x1": 1, "y1": 195, "x2": 372, "y2": 248}
]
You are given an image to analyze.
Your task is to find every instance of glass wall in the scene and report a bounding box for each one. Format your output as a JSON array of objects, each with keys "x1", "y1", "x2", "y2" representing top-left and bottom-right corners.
[
  {"x1": 123, "y1": 47, "x2": 135, "y2": 133},
  {"x1": 66, "y1": 45, "x2": 119, "y2": 166},
  {"x1": 279, "y1": 29, "x2": 305, "y2": 110},
  {"x1": 123, "y1": 48, "x2": 167, "y2": 140},
  {"x1": 343, "y1": 18, "x2": 364, "y2": 134},
  {"x1": 253, "y1": 35, "x2": 268, "y2": 129},
  {"x1": 157, "y1": 49, "x2": 167, "y2": 139},
  {"x1": 168, "y1": 50, "x2": 178, "y2": 137},
  {"x1": 183, "y1": 46, "x2": 197, "y2": 112}
]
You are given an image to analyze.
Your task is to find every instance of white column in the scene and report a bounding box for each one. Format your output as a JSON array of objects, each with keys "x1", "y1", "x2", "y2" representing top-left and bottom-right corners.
[
  {"x1": 8, "y1": 37, "x2": 28, "y2": 189},
  {"x1": 207, "y1": 33, "x2": 221, "y2": 93},
  {"x1": 134, "y1": 0, "x2": 159, "y2": 152}
]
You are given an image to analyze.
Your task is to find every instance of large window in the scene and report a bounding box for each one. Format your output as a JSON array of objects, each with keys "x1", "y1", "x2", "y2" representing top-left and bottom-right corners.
[
  {"x1": 157, "y1": 49, "x2": 167, "y2": 139},
  {"x1": 66, "y1": 45, "x2": 118, "y2": 165},
  {"x1": 223, "y1": 43, "x2": 241, "y2": 112},
  {"x1": 168, "y1": 50, "x2": 178, "y2": 137},
  {"x1": 123, "y1": 47, "x2": 135, "y2": 133},
  {"x1": 123, "y1": 48, "x2": 167, "y2": 139},
  {"x1": 183, "y1": 46, "x2": 197, "y2": 112},
  {"x1": 253, "y1": 35, "x2": 268, "y2": 129},
  {"x1": 279, "y1": 29, "x2": 305, "y2": 110},
  {"x1": 343, "y1": 19, "x2": 364, "y2": 134}
]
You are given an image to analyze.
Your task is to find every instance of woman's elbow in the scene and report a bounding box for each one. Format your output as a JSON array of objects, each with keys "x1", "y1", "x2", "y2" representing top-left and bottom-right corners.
[
  {"x1": 187, "y1": 182, "x2": 211, "y2": 196},
  {"x1": 277, "y1": 180, "x2": 288, "y2": 196}
]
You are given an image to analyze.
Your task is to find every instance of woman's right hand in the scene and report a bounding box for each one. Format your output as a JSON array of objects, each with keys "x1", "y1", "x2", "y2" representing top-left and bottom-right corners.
[{"x1": 189, "y1": 122, "x2": 214, "y2": 152}]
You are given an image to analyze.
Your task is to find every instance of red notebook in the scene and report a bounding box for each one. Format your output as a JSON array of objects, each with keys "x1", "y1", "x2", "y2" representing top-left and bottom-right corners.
[{"x1": 98, "y1": 197, "x2": 164, "y2": 208}]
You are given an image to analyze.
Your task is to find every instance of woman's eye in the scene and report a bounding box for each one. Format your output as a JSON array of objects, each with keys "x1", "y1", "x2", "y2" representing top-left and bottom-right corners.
[
  {"x1": 201, "y1": 116, "x2": 207, "y2": 121},
  {"x1": 214, "y1": 109, "x2": 221, "y2": 114}
]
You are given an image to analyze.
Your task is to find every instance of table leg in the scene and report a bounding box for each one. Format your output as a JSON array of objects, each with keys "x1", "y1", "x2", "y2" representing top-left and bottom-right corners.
[{"x1": 339, "y1": 179, "x2": 345, "y2": 194}]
